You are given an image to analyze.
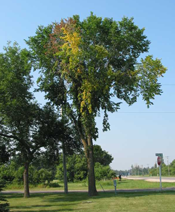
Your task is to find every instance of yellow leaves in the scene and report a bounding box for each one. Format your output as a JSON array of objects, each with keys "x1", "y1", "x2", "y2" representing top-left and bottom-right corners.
[
  {"x1": 59, "y1": 25, "x2": 83, "y2": 79},
  {"x1": 60, "y1": 27, "x2": 81, "y2": 56},
  {"x1": 77, "y1": 69, "x2": 81, "y2": 74},
  {"x1": 80, "y1": 91, "x2": 92, "y2": 114},
  {"x1": 79, "y1": 81, "x2": 93, "y2": 115}
]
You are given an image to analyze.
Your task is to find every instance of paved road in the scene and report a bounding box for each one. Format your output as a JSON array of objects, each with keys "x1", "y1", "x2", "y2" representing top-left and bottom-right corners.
[
  {"x1": 2, "y1": 187, "x2": 175, "y2": 194},
  {"x1": 124, "y1": 176, "x2": 175, "y2": 182}
]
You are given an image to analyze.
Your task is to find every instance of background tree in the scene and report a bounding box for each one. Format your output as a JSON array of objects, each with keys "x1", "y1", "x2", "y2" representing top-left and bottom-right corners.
[
  {"x1": 93, "y1": 145, "x2": 113, "y2": 166},
  {"x1": 0, "y1": 145, "x2": 9, "y2": 212},
  {"x1": 56, "y1": 154, "x2": 87, "y2": 182},
  {"x1": 0, "y1": 44, "x2": 65, "y2": 197},
  {"x1": 56, "y1": 145, "x2": 114, "y2": 182},
  {"x1": 94, "y1": 163, "x2": 116, "y2": 181},
  {"x1": 27, "y1": 13, "x2": 167, "y2": 196},
  {"x1": 0, "y1": 180, "x2": 9, "y2": 212}
]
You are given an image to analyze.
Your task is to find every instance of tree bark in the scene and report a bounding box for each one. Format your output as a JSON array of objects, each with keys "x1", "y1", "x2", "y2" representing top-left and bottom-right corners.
[
  {"x1": 23, "y1": 163, "x2": 30, "y2": 198},
  {"x1": 83, "y1": 136, "x2": 97, "y2": 196}
]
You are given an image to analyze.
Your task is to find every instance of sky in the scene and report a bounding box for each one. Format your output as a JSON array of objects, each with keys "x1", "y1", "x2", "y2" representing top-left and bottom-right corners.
[{"x1": 0, "y1": 0, "x2": 175, "y2": 170}]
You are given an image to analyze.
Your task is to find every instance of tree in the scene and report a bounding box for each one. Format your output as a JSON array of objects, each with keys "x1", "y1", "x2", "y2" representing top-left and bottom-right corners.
[
  {"x1": 170, "y1": 160, "x2": 175, "y2": 175},
  {"x1": 95, "y1": 162, "x2": 116, "y2": 181},
  {"x1": 27, "y1": 13, "x2": 167, "y2": 196},
  {"x1": 56, "y1": 145, "x2": 113, "y2": 182},
  {"x1": 56, "y1": 154, "x2": 87, "y2": 182},
  {"x1": 93, "y1": 145, "x2": 113, "y2": 166},
  {"x1": 0, "y1": 43, "x2": 34, "y2": 197},
  {"x1": 0, "y1": 145, "x2": 9, "y2": 212},
  {"x1": 0, "y1": 44, "x2": 64, "y2": 197},
  {"x1": 0, "y1": 180, "x2": 9, "y2": 212}
]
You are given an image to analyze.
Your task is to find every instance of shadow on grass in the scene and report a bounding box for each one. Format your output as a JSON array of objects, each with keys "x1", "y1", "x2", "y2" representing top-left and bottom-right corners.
[
  {"x1": 11, "y1": 205, "x2": 78, "y2": 212},
  {"x1": 4, "y1": 191, "x2": 175, "y2": 212},
  {"x1": 12, "y1": 210, "x2": 78, "y2": 212}
]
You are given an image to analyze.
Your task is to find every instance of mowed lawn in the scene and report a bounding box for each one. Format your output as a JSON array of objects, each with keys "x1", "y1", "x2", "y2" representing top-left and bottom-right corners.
[{"x1": 4, "y1": 191, "x2": 175, "y2": 212}]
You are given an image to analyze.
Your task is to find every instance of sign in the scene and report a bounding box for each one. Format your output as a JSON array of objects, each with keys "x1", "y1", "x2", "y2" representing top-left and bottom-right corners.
[
  {"x1": 155, "y1": 153, "x2": 162, "y2": 190},
  {"x1": 157, "y1": 156, "x2": 162, "y2": 166},
  {"x1": 113, "y1": 179, "x2": 117, "y2": 194},
  {"x1": 155, "y1": 153, "x2": 163, "y2": 158}
]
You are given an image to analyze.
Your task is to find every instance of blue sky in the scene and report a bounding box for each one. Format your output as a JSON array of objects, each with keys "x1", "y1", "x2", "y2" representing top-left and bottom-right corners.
[{"x1": 0, "y1": 0, "x2": 175, "y2": 170}]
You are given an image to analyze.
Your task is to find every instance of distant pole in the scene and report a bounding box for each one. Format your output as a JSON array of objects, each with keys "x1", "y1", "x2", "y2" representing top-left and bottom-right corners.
[
  {"x1": 166, "y1": 156, "x2": 170, "y2": 176},
  {"x1": 159, "y1": 164, "x2": 162, "y2": 190},
  {"x1": 156, "y1": 162, "x2": 158, "y2": 176},
  {"x1": 113, "y1": 180, "x2": 117, "y2": 195},
  {"x1": 147, "y1": 164, "x2": 149, "y2": 176},
  {"x1": 157, "y1": 157, "x2": 162, "y2": 190},
  {"x1": 156, "y1": 153, "x2": 163, "y2": 190},
  {"x1": 63, "y1": 141, "x2": 68, "y2": 194},
  {"x1": 141, "y1": 165, "x2": 143, "y2": 176}
]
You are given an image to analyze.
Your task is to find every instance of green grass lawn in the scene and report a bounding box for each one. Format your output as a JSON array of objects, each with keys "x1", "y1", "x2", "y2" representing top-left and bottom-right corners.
[
  {"x1": 4, "y1": 191, "x2": 175, "y2": 212},
  {"x1": 5, "y1": 179, "x2": 175, "y2": 191},
  {"x1": 96, "y1": 179, "x2": 175, "y2": 190}
]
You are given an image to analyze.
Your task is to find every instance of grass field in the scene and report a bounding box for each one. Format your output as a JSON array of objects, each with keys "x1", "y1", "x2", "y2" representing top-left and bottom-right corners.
[
  {"x1": 4, "y1": 191, "x2": 175, "y2": 212},
  {"x1": 5, "y1": 179, "x2": 175, "y2": 191}
]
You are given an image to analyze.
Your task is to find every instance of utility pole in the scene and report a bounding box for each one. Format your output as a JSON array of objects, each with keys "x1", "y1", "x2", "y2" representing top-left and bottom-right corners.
[
  {"x1": 156, "y1": 162, "x2": 158, "y2": 176},
  {"x1": 62, "y1": 141, "x2": 68, "y2": 193},
  {"x1": 166, "y1": 156, "x2": 170, "y2": 176},
  {"x1": 147, "y1": 164, "x2": 149, "y2": 176},
  {"x1": 60, "y1": 107, "x2": 68, "y2": 194}
]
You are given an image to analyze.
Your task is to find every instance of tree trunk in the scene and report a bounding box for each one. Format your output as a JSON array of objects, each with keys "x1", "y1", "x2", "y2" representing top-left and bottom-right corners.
[
  {"x1": 23, "y1": 163, "x2": 30, "y2": 198},
  {"x1": 84, "y1": 136, "x2": 97, "y2": 196}
]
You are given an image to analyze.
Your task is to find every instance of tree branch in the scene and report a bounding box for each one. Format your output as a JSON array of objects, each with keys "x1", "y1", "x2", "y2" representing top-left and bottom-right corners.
[{"x1": 0, "y1": 132, "x2": 20, "y2": 141}]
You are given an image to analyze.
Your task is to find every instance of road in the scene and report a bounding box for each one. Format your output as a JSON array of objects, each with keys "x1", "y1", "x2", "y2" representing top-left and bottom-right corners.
[
  {"x1": 124, "y1": 176, "x2": 175, "y2": 182},
  {"x1": 2, "y1": 187, "x2": 175, "y2": 194}
]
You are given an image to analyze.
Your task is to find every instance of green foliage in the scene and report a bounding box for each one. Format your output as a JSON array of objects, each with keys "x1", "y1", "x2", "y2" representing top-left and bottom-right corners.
[
  {"x1": 0, "y1": 162, "x2": 54, "y2": 186},
  {"x1": 56, "y1": 146, "x2": 114, "y2": 182},
  {"x1": 0, "y1": 154, "x2": 10, "y2": 211},
  {"x1": 0, "y1": 43, "x2": 67, "y2": 196},
  {"x1": 93, "y1": 145, "x2": 113, "y2": 166},
  {"x1": 13, "y1": 167, "x2": 24, "y2": 184},
  {"x1": 56, "y1": 154, "x2": 87, "y2": 182},
  {"x1": 0, "y1": 43, "x2": 35, "y2": 164},
  {"x1": 47, "y1": 182, "x2": 61, "y2": 188},
  {"x1": 149, "y1": 160, "x2": 175, "y2": 176},
  {"x1": 38, "y1": 169, "x2": 53, "y2": 184},
  {"x1": 0, "y1": 181, "x2": 9, "y2": 212},
  {"x1": 131, "y1": 165, "x2": 149, "y2": 176},
  {"x1": 0, "y1": 144, "x2": 114, "y2": 185},
  {"x1": 170, "y1": 160, "x2": 175, "y2": 175},
  {"x1": 0, "y1": 162, "x2": 16, "y2": 182},
  {"x1": 0, "y1": 43, "x2": 64, "y2": 163},
  {"x1": 27, "y1": 13, "x2": 167, "y2": 140},
  {"x1": 95, "y1": 163, "x2": 116, "y2": 181}
]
